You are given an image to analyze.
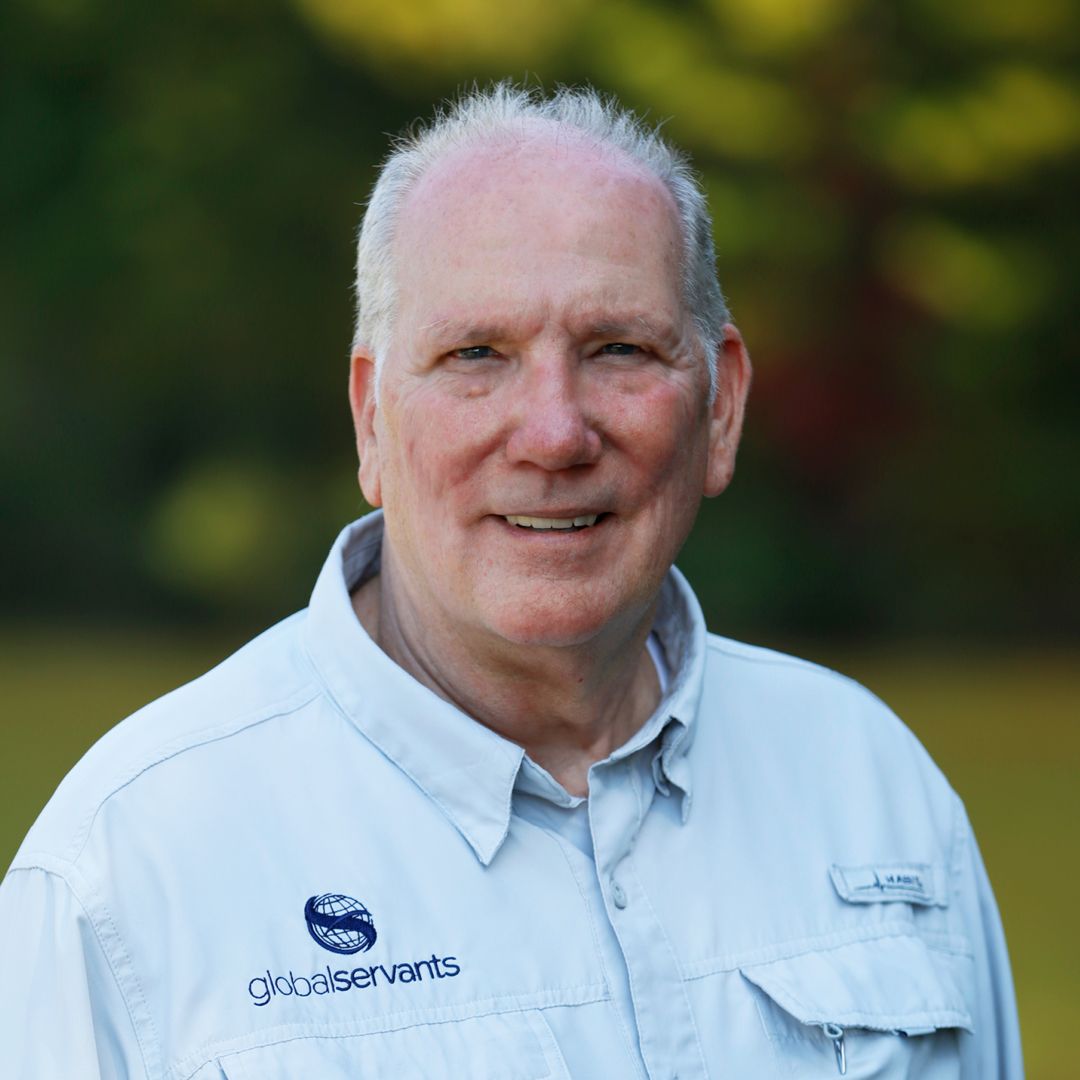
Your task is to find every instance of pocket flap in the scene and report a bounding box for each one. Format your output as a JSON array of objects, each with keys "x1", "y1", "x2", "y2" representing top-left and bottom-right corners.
[
  {"x1": 741, "y1": 933, "x2": 973, "y2": 1036},
  {"x1": 830, "y1": 863, "x2": 946, "y2": 907}
]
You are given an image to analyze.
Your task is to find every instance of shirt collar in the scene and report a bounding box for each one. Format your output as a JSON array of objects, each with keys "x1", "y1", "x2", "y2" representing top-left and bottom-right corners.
[{"x1": 303, "y1": 512, "x2": 708, "y2": 863}]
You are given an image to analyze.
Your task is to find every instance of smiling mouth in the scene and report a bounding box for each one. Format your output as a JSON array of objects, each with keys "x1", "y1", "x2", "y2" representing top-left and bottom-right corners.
[{"x1": 504, "y1": 514, "x2": 603, "y2": 531}]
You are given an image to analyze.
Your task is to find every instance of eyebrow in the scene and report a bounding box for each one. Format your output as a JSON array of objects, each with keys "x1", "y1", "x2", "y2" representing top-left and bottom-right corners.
[
  {"x1": 581, "y1": 315, "x2": 672, "y2": 341},
  {"x1": 420, "y1": 319, "x2": 507, "y2": 346}
]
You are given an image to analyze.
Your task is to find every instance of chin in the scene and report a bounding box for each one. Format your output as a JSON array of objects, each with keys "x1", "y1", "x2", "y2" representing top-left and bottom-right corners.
[{"x1": 479, "y1": 592, "x2": 630, "y2": 650}]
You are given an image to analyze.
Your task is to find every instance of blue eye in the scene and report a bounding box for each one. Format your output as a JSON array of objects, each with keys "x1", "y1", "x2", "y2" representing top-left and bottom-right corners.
[
  {"x1": 599, "y1": 342, "x2": 641, "y2": 356},
  {"x1": 455, "y1": 345, "x2": 496, "y2": 360}
]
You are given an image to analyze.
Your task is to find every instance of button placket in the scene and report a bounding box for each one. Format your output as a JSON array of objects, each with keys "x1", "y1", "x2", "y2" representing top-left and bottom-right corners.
[{"x1": 589, "y1": 761, "x2": 708, "y2": 1079}]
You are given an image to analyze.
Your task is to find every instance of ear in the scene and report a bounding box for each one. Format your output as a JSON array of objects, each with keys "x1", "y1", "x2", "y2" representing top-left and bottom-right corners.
[
  {"x1": 704, "y1": 323, "x2": 752, "y2": 498},
  {"x1": 348, "y1": 348, "x2": 383, "y2": 508}
]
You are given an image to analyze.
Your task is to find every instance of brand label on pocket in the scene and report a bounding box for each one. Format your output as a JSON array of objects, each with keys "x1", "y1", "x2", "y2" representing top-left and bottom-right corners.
[{"x1": 830, "y1": 863, "x2": 941, "y2": 905}]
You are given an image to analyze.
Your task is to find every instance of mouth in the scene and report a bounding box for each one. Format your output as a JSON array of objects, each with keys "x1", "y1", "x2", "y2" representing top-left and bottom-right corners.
[{"x1": 502, "y1": 513, "x2": 605, "y2": 532}]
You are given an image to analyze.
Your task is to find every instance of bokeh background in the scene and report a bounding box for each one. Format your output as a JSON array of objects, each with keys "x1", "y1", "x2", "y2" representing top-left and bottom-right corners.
[{"x1": 2, "y1": 0, "x2": 1077, "y2": 1073}]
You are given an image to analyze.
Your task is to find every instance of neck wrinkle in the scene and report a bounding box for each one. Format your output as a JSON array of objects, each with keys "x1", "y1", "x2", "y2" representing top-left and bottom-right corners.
[{"x1": 352, "y1": 554, "x2": 661, "y2": 797}]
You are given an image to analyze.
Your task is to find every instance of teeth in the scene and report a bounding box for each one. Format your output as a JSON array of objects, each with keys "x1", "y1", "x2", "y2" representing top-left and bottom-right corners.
[{"x1": 505, "y1": 514, "x2": 599, "y2": 530}]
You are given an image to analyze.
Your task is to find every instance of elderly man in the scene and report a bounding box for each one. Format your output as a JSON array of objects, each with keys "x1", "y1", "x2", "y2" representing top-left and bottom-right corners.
[{"x1": 1, "y1": 86, "x2": 1021, "y2": 1078}]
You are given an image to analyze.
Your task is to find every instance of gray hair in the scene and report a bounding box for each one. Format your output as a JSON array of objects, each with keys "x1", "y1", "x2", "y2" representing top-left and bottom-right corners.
[{"x1": 353, "y1": 82, "x2": 729, "y2": 396}]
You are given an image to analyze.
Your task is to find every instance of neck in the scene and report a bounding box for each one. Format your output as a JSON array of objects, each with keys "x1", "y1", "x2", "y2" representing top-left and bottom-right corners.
[{"x1": 351, "y1": 566, "x2": 661, "y2": 799}]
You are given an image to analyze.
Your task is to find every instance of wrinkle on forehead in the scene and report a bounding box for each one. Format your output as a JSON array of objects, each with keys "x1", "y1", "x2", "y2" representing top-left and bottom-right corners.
[{"x1": 418, "y1": 311, "x2": 683, "y2": 349}]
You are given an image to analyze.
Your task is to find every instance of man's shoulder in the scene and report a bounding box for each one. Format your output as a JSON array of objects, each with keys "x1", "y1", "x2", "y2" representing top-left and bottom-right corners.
[
  {"x1": 699, "y1": 633, "x2": 952, "y2": 791},
  {"x1": 703, "y1": 634, "x2": 887, "y2": 701},
  {"x1": 9, "y1": 611, "x2": 324, "y2": 873},
  {"x1": 704, "y1": 633, "x2": 902, "y2": 716}
]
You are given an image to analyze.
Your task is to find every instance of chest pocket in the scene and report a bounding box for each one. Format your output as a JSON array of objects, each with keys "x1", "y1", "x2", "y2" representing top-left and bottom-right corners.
[
  {"x1": 215, "y1": 1009, "x2": 570, "y2": 1080},
  {"x1": 741, "y1": 932, "x2": 973, "y2": 1078}
]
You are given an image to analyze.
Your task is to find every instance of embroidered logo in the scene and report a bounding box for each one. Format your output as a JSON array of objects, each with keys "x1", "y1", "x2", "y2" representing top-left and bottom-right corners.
[
  {"x1": 243, "y1": 892, "x2": 462, "y2": 1007},
  {"x1": 304, "y1": 893, "x2": 378, "y2": 955},
  {"x1": 830, "y1": 863, "x2": 939, "y2": 905}
]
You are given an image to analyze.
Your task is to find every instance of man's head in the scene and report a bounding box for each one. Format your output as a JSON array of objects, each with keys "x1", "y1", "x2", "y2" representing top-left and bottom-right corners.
[
  {"x1": 353, "y1": 83, "x2": 730, "y2": 398},
  {"x1": 348, "y1": 84, "x2": 751, "y2": 653}
]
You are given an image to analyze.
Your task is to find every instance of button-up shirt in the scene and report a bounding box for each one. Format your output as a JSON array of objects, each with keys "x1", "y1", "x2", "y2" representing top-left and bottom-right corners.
[{"x1": 0, "y1": 513, "x2": 1023, "y2": 1078}]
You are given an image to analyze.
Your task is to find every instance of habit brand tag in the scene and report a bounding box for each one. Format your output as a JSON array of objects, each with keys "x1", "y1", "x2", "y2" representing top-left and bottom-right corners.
[{"x1": 830, "y1": 863, "x2": 942, "y2": 906}]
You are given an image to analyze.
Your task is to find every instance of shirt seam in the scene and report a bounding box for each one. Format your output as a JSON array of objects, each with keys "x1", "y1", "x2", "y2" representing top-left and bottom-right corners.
[
  {"x1": 544, "y1": 831, "x2": 647, "y2": 1080},
  {"x1": 629, "y1": 756, "x2": 647, "y2": 827},
  {"x1": 764, "y1": 1001, "x2": 972, "y2": 1033},
  {"x1": 705, "y1": 637, "x2": 883, "y2": 699},
  {"x1": 625, "y1": 861, "x2": 709, "y2": 1076},
  {"x1": 7, "y1": 861, "x2": 162, "y2": 1080},
  {"x1": 947, "y1": 790, "x2": 967, "y2": 945},
  {"x1": 56, "y1": 683, "x2": 323, "y2": 867},
  {"x1": 750, "y1": 965, "x2": 972, "y2": 1033},
  {"x1": 682, "y1": 922, "x2": 974, "y2": 980},
  {"x1": 174, "y1": 988, "x2": 607, "y2": 1080}
]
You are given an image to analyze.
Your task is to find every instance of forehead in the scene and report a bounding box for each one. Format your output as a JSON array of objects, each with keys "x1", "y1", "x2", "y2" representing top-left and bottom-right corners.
[
  {"x1": 404, "y1": 128, "x2": 677, "y2": 220},
  {"x1": 390, "y1": 133, "x2": 685, "y2": 334}
]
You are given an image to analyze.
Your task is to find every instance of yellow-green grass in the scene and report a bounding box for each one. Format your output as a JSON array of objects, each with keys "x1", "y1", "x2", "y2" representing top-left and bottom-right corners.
[{"x1": 1, "y1": 627, "x2": 1076, "y2": 1078}]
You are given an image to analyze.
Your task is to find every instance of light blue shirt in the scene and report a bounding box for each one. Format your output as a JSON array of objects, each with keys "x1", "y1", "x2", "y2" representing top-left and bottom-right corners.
[{"x1": 0, "y1": 513, "x2": 1023, "y2": 1078}]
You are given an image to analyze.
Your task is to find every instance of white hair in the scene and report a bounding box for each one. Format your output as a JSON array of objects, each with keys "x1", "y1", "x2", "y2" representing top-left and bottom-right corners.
[{"x1": 353, "y1": 82, "x2": 729, "y2": 396}]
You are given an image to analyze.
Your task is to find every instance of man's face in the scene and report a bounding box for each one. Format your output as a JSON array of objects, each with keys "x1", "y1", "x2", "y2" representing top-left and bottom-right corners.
[{"x1": 351, "y1": 135, "x2": 749, "y2": 650}]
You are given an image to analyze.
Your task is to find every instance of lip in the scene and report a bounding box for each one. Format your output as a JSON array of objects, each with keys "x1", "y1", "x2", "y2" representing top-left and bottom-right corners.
[
  {"x1": 489, "y1": 511, "x2": 612, "y2": 535},
  {"x1": 497, "y1": 509, "x2": 607, "y2": 520}
]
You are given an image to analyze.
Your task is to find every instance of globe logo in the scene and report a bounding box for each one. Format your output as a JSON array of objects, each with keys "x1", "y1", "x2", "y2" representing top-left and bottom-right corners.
[{"x1": 304, "y1": 893, "x2": 378, "y2": 955}]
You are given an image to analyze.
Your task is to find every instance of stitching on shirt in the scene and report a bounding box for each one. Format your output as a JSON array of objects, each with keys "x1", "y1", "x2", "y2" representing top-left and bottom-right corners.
[
  {"x1": 760, "y1": 999, "x2": 973, "y2": 1037},
  {"x1": 335, "y1": 701, "x2": 510, "y2": 863},
  {"x1": 522, "y1": 1008, "x2": 575, "y2": 1080},
  {"x1": 421, "y1": 750, "x2": 514, "y2": 859},
  {"x1": 629, "y1": 756, "x2": 647, "y2": 831},
  {"x1": 703, "y1": 637, "x2": 916, "y2": 717},
  {"x1": 681, "y1": 921, "x2": 974, "y2": 980},
  {"x1": 947, "y1": 792, "x2": 967, "y2": 944},
  {"x1": 62, "y1": 684, "x2": 322, "y2": 867},
  {"x1": 705, "y1": 637, "x2": 863, "y2": 681},
  {"x1": 624, "y1": 770, "x2": 649, "y2": 867},
  {"x1": 79, "y1": 868, "x2": 165, "y2": 1079},
  {"x1": 625, "y1": 861, "x2": 710, "y2": 1076},
  {"x1": 308, "y1": 652, "x2": 518, "y2": 865},
  {"x1": 544, "y1": 833, "x2": 648, "y2": 1079},
  {"x1": 8, "y1": 861, "x2": 164, "y2": 1080},
  {"x1": 172, "y1": 988, "x2": 607, "y2": 1080},
  {"x1": 748, "y1": 974, "x2": 972, "y2": 1035}
]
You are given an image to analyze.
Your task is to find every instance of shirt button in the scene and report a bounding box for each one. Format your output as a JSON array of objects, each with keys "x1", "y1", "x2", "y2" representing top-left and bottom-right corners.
[{"x1": 610, "y1": 878, "x2": 628, "y2": 909}]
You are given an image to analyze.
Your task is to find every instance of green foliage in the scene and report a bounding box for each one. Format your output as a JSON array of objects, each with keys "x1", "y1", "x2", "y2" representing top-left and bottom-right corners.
[{"x1": 2, "y1": 0, "x2": 1076, "y2": 635}]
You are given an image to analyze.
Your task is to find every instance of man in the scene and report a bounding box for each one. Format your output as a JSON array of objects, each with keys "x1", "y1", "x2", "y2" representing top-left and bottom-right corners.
[{"x1": 1, "y1": 85, "x2": 1022, "y2": 1077}]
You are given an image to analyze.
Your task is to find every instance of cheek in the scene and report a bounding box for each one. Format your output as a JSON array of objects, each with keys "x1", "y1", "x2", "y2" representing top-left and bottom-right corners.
[
  {"x1": 384, "y1": 398, "x2": 490, "y2": 509},
  {"x1": 611, "y1": 382, "x2": 709, "y2": 495}
]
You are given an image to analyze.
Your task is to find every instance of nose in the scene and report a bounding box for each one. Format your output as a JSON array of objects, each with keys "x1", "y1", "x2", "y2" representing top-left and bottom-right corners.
[{"x1": 504, "y1": 354, "x2": 603, "y2": 471}]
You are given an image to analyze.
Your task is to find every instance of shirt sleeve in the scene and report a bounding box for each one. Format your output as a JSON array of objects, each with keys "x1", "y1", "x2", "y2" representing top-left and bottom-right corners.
[
  {"x1": 0, "y1": 865, "x2": 148, "y2": 1080},
  {"x1": 952, "y1": 797, "x2": 1025, "y2": 1078}
]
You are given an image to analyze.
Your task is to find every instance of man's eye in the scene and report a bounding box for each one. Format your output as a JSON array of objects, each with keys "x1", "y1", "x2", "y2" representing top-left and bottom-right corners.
[
  {"x1": 453, "y1": 345, "x2": 497, "y2": 360},
  {"x1": 599, "y1": 342, "x2": 642, "y2": 356}
]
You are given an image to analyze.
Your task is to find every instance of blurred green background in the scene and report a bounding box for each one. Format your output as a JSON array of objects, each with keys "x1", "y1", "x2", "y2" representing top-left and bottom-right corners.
[{"x1": 1, "y1": 0, "x2": 1077, "y2": 1074}]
